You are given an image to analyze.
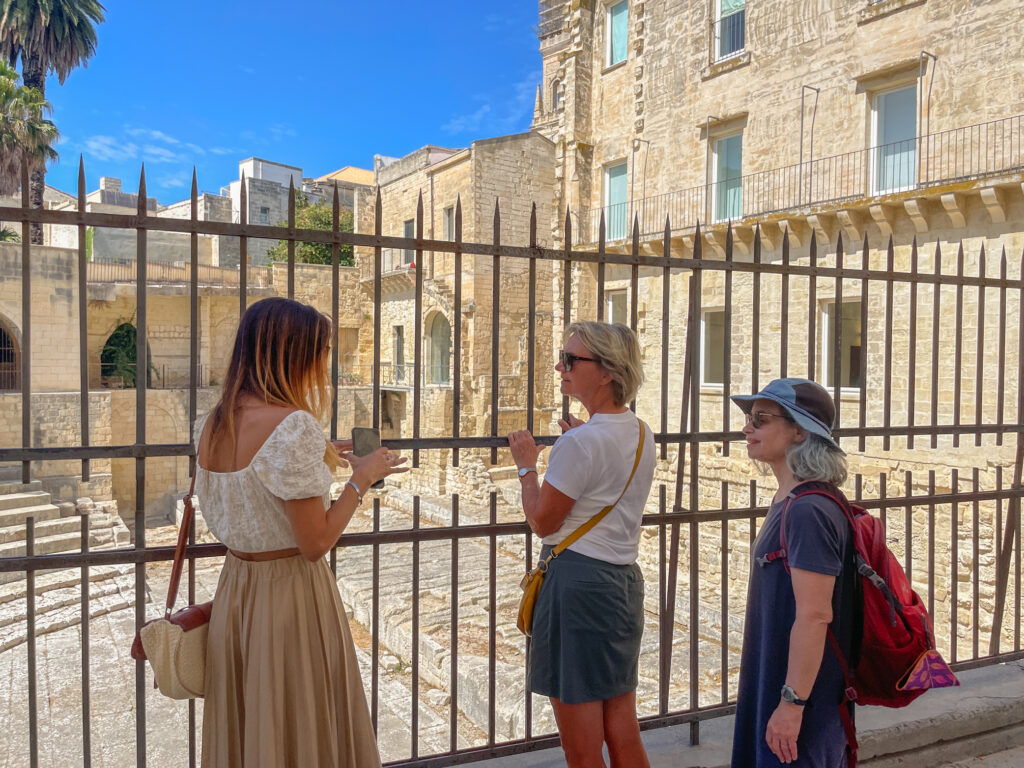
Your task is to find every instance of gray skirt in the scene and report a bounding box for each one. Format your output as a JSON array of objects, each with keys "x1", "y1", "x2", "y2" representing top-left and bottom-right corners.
[{"x1": 528, "y1": 545, "x2": 645, "y2": 705}]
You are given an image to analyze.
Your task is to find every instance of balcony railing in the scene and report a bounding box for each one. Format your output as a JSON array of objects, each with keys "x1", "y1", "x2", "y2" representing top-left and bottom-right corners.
[
  {"x1": 578, "y1": 113, "x2": 1024, "y2": 245},
  {"x1": 86, "y1": 260, "x2": 274, "y2": 288}
]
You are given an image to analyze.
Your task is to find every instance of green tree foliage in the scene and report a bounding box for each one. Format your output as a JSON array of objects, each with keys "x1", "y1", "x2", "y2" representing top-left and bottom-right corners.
[
  {"x1": 265, "y1": 192, "x2": 354, "y2": 266},
  {"x1": 0, "y1": 60, "x2": 57, "y2": 196},
  {"x1": 1, "y1": 0, "x2": 104, "y2": 241}
]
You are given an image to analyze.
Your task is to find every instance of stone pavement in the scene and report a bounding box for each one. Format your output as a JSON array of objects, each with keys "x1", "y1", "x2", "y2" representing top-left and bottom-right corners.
[{"x1": 485, "y1": 660, "x2": 1024, "y2": 768}]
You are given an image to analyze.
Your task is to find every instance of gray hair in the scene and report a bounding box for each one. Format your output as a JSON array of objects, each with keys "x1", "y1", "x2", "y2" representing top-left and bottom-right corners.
[
  {"x1": 786, "y1": 433, "x2": 848, "y2": 486},
  {"x1": 566, "y1": 321, "x2": 644, "y2": 406}
]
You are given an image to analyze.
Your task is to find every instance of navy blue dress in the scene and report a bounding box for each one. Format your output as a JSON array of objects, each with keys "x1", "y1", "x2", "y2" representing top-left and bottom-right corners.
[{"x1": 731, "y1": 493, "x2": 858, "y2": 768}]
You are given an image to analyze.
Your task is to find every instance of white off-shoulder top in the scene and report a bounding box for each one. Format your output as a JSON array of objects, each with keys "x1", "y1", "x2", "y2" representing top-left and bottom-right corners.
[{"x1": 192, "y1": 410, "x2": 333, "y2": 552}]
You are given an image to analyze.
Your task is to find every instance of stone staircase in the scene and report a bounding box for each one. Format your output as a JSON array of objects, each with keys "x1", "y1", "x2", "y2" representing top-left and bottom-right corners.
[{"x1": 0, "y1": 480, "x2": 138, "y2": 652}]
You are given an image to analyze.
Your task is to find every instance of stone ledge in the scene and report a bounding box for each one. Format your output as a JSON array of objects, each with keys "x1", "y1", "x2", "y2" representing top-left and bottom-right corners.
[
  {"x1": 859, "y1": 0, "x2": 927, "y2": 24},
  {"x1": 484, "y1": 660, "x2": 1024, "y2": 767},
  {"x1": 701, "y1": 51, "x2": 751, "y2": 81}
]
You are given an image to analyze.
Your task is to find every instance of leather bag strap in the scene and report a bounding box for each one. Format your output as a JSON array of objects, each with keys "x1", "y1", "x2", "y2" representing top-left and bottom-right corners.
[
  {"x1": 165, "y1": 431, "x2": 201, "y2": 618},
  {"x1": 546, "y1": 421, "x2": 646, "y2": 562}
]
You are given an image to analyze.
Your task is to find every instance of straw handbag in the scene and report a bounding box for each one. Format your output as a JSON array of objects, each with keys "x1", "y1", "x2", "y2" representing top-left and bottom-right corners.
[
  {"x1": 517, "y1": 422, "x2": 645, "y2": 636},
  {"x1": 130, "y1": 471, "x2": 213, "y2": 699}
]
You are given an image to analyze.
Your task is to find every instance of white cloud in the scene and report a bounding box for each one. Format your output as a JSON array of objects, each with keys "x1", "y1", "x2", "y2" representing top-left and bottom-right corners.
[
  {"x1": 209, "y1": 147, "x2": 236, "y2": 156},
  {"x1": 84, "y1": 135, "x2": 139, "y2": 162},
  {"x1": 142, "y1": 144, "x2": 182, "y2": 164},
  {"x1": 156, "y1": 172, "x2": 190, "y2": 190},
  {"x1": 125, "y1": 127, "x2": 180, "y2": 144},
  {"x1": 442, "y1": 104, "x2": 492, "y2": 135},
  {"x1": 184, "y1": 142, "x2": 206, "y2": 155}
]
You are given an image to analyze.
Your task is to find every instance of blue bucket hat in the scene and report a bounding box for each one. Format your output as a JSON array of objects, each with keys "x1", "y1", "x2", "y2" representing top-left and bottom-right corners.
[{"x1": 730, "y1": 378, "x2": 842, "y2": 451}]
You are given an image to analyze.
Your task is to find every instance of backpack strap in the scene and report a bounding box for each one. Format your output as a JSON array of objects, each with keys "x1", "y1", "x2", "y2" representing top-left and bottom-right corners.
[{"x1": 772, "y1": 481, "x2": 861, "y2": 768}]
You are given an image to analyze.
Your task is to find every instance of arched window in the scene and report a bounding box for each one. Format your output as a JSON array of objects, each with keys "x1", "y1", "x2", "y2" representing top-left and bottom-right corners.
[
  {"x1": 551, "y1": 78, "x2": 562, "y2": 112},
  {"x1": 100, "y1": 323, "x2": 151, "y2": 388},
  {"x1": 428, "y1": 314, "x2": 451, "y2": 385},
  {"x1": 0, "y1": 319, "x2": 20, "y2": 391}
]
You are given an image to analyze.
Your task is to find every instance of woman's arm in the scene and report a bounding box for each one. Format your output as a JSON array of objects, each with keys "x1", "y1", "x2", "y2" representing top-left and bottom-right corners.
[
  {"x1": 508, "y1": 429, "x2": 576, "y2": 537},
  {"x1": 284, "y1": 447, "x2": 407, "y2": 561},
  {"x1": 764, "y1": 566, "x2": 836, "y2": 763}
]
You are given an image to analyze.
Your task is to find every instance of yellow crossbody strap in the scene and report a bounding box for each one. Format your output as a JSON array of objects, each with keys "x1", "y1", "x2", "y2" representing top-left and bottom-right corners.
[{"x1": 549, "y1": 421, "x2": 646, "y2": 560}]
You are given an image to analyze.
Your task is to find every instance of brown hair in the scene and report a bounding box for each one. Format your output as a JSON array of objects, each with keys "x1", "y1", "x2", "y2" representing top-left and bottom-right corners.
[{"x1": 207, "y1": 297, "x2": 339, "y2": 468}]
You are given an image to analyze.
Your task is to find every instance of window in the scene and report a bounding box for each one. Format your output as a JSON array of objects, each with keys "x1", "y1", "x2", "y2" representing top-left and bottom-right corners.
[
  {"x1": 604, "y1": 162, "x2": 628, "y2": 240},
  {"x1": 821, "y1": 300, "x2": 863, "y2": 389},
  {"x1": 393, "y1": 326, "x2": 405, "y2": 383},
  {"x1": 713, "y1": 132, "x2": 743, "y2": 222},
  {"x1": 606, "y1": 290, "x2": 628, "y2": 324},
  {"x1": 715, "y1": 0, "x2": 745, "y2": 61},
  {"x1": 257, "y1": 206, "x2": 271, "y2": 224},
  {"x1": 551, "y1": 78, "x2": 561, "y2": 111},
  {"x1": 442, "y1": 206, "x2": 455, "y2": 241},
  {"x1": 339, "y1": 328, "x2": 358, "y2": 380},
  {"x1": 403, "y1": 218, "x2": 415, "y2": 264},
  {"x1": 872, "y1": 84, "x2": 917, "y2": 194},
  {"x1": 701, "y1": 310, "x2": 726, "y2": 385},
  {"x1": 0, "y1": 321, "x2": 19, "y2": 391},
  {"x1": 606, "y1": 1, "x2": 628, "y2": 67},
  {"x1": 428, "y1": 314, "x2": 452, "y2": 384}
]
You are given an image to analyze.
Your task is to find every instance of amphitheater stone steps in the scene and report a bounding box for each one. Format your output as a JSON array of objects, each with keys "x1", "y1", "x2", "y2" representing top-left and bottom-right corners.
[{"x1": 0, "y1": 484, "x2": 136, "y2": 649}]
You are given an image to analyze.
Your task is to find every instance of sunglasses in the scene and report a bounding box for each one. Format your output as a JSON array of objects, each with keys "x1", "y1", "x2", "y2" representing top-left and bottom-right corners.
[
  {"x1": 744, "y1": 410, "x2": 792, "y2": 429},
  {"x1": 558, "y1": 350, "x2": 598, "y2": 371}
]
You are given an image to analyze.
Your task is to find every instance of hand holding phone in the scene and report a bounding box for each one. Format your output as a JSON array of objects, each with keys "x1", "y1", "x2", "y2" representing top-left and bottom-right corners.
[{"x1": 350, "y1": 427, "x2": 386, "y2": 489}]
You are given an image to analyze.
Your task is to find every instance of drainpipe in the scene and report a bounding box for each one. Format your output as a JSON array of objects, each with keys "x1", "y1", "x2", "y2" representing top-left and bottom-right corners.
[
  {"x1": 799, "y1": 85, "x2": 820, "y2": 206},
  {"x1": 918, "y1": 51, "x2": 938, "y2": 184}
]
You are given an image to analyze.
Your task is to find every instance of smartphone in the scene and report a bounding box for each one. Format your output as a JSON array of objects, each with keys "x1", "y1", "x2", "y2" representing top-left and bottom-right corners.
[{"x1": 351, "y1": 427, "x2": 385, "y2": 489}]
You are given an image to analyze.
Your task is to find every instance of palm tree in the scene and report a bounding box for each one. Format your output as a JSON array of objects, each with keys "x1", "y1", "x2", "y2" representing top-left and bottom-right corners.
[
  {"x1": 0, "y1": 0, "x2": 104, "y2": 242},
  {"x1": 0, "y1": 60, "x2": 58, "y2": 198}
]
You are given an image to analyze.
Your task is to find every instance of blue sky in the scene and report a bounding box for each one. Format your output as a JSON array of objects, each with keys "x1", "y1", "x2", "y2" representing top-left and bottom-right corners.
[{"x1": 37, "y1": 1, "x2": 541, "y2": 202}]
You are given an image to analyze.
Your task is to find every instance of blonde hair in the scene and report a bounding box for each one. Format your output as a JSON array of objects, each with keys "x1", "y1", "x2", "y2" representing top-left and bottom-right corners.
[
  {"x1": 208, "y1": 298, "x2": 340, "y2": 469},
  {"x1": 566, "y1": 321, "x2": 644, "y2": 406}
]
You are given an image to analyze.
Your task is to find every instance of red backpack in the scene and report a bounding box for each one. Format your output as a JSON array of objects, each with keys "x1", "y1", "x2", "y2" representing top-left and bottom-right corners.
[{"x1": 768, "y1": 481, "x2": 958, "y2": 768}]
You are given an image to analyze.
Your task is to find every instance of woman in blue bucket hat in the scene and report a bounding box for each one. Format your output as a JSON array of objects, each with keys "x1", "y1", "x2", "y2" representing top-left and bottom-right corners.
[{"x1": 730, "y1": 378, "x2": 858, "y2": 767}]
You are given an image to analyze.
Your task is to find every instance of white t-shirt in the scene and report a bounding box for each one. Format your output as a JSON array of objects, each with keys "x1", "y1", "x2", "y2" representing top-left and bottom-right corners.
[{"x1": 541, "y1": 410, "x2": 656, "y2": 565}]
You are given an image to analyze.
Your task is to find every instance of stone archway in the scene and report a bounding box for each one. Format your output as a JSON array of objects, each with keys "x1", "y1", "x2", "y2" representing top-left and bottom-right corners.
[
  {"x1": 100, "y1": 323, "x2": 153, "y2": 388},
  {"x1": 427, "y1": 313, "x2": 451, "y2": 385},
  {"x1": 0, "y1": 316, "x2": 20, "y2": 391}
]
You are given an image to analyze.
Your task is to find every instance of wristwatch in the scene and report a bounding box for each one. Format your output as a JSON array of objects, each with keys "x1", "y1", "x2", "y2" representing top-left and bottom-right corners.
[
  {"x1": 518, "y1": 467, "x2": 537, "y2": 478},
  {"x1": 780, "y1": 684, "x2": 808, "y2": 706}
]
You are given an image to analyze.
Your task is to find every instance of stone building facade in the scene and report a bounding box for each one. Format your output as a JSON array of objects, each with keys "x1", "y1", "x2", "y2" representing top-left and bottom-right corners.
[
  {"x1": 362, "y1": 132, "x2": 561, "y2": 491},
  {"x1": 531, "y1": 0, "x2": 1024, "y2": 648}
]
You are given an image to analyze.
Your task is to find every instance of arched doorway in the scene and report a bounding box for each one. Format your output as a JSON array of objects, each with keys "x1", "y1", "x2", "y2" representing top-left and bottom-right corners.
[
  {"x1": 100, "y1": 323, "x2": 152, "y2": 388},
  {"x1": 0, "y1": 318, "x2": 20, "y2": 391},
  {"x1": 428, "y1": 313, "x2": 451, "y2": 385}
]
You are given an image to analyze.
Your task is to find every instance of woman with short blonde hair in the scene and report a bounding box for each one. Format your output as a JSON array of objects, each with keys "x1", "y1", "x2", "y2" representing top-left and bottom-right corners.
[{"x1": 509, "y1": 320, "x2": 655, "y2": 768}]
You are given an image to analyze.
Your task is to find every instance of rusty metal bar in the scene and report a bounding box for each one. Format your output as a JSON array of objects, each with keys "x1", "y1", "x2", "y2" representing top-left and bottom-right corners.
[
  {"x1": 904, "y1": 470, "x2": 913, "y2": 581},
  {"x1": 453, "y1": 198, "x2": 463, "y2": 467},
  {"x1": 412, "y1": 496, "x2": 421, "y2": 758},
  {"x1": 287, "y1": 178, "x2": 295, "y2": 299},
  {"x1": 661, "y1": 219, "x2": 671, "y2": 461},
  {"x1": 490, "y1": 203, "x2": 500, "y2": 465},
  {"x1": 833, "y1": 234, "x2": 845, "y2": 429},
  {"x1": 331, "y1": 183, "x2": 340, "y2": 442},
  {"x1": 134, "y1": 167, "x2": 149, "y2": 766},
  {"x1": 562, "y1": 207, "x2": 572, "y2": 423},
  {"x1": 780, "y1": 227, "x2": 790, "y2": 378},
  {"x1": 413, "y1": 195, "x2": 424, "y2": 468},
  {"x1": 20, "y1": 161, "x2": 31, "y2": 485},
  {"x1": 239, "y1": 173, "x2": 248, "y2": 321},
  {"x1": 722, "y1": 227, "x2": 734, "y2": 455},
  {"x1": 806, "y1": 231, "x2": 817, "y2": 381},
  {"x1": 907, "y1": 239, "x2": 918, "y2": 450},
  {"x1": 883, "y1": 238, "x2": 895, "y2": 451},
  {"x1": 953, "y1": 243, "x2": 965, "y2": 448},
  {"x1": 597, "y1": 211, "x2": 606, "y2": 320},
  {"x1": 752, "y1": 224, "x2": 762, "y2": 393},
  {"x1": 688, "y1": 226, "x2": 703, "y2": 747},
  {"x1": 975, "y1": 246, "x2": 986, "y2": 447},
  {"x1": 931, "y1": 243, "x2": 942, "y2": 449},
  {"x1": 997, "y1": 249, "x2": 1008, "y2": 447},
  {"x1": 77, "y1": 159, "x2": 91, "y2": 481},
  {"x1": 373, "y1": 190, "x2": 382, "y2": 430},
  {"x1": 371, "y1": 497, "x2": 380, "y2": 731},
  {"x1": 26, "y1": 517, "x2": 37, "y2": 768},
  {"x1": 973, "y1": 468, "x2": 980, "y2": 658},
  {"x1": 859, "y1": 234, "x2": 870, "y2": 453},
  {"x1": 528, "y1": 205, "x2": 537, "y2": 433},
  {"x1": 488, "y1": 493, "x2": 497, "y2": 745},
  {"x1": 80, "y1": 513, "x2": 92, "y2": 768},
  {"x1": 450, "y1": 495, "x2": 460, "y2": 751},
  {"x1": 951, "y1": 469, "x2": 960, "y2": 662}
]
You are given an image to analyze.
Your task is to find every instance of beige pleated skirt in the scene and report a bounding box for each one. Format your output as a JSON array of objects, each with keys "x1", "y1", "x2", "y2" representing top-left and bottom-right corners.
[{"x1": 202, "y1": 553, "x2": 381, "y2": 768}]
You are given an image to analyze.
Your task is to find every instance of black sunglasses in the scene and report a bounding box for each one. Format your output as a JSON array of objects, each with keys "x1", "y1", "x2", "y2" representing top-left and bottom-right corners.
[
  {"x1": 744, "y1": 410, "x2": 793, "y2": 429},
  {"x1": 558, "y1": 350, "x2": 598, "y2": 371}
]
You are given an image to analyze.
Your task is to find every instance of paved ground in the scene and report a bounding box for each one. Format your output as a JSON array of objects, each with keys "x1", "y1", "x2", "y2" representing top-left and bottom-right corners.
[{"x1": 938, "y1": 745, "x2": 1024, "y2": 767}]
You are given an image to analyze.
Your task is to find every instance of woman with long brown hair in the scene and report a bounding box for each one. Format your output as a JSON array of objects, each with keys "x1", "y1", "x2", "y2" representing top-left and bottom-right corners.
[{"x1": 195, "y1": 297, "x2": 406, "y2": 767}]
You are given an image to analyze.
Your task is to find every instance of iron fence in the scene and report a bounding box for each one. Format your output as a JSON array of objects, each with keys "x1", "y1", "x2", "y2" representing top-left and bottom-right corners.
[
  {"x1": 579, "y1": 113, "x2": 1024, "y2": 245},
  {"x1": 0, "y1": 163, "x2": 1022, "y2": 767}
]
